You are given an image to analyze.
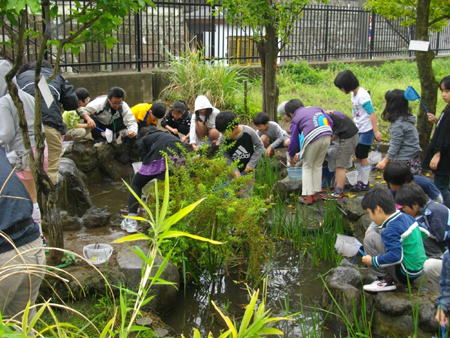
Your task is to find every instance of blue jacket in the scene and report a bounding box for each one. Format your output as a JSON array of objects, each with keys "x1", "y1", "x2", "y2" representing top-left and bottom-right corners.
[
  {"x1": 372, "y1": 211, "x2": 429, "y2": 278},
  {"x1": 0, "y1": 147, "x2": 39, "y2": 253},
  {"x1": 416, "y1": 200, "x2": 450, "y2": 242},
  {"x1": 437, "y1": 251, "x2": 450, "y2": 311}
]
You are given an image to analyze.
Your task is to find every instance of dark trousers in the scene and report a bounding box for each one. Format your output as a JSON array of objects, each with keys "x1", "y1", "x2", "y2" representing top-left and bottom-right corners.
[
  {"x1": 91, "y1": 116, "x2": 127, "y2": 142},
  {"x1": 128, "y1": 172, "x2": 161, "y2": 214},
  {"x1": 434, "y1": 174, "x2": 450, "y2": 208}
]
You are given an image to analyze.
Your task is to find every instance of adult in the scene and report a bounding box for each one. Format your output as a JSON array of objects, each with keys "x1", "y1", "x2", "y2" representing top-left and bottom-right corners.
[
  {"x1": 16, "y1": 60, "x2": 79, "y2": 186},
  {"x1": 79, "y1": 86, "x2": 138, "y2": 146},
  {"x1": 0, "y1": 146, "x2": 46, "y2": 323},
  {"x1": 0, "y1": 60, "x2": 45, "y2": 239}
]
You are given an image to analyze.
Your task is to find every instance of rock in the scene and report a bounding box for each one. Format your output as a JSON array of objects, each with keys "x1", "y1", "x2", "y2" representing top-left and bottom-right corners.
[
  {"x1": 136, "y1": 317, "x2": 153, "y2": 327},
  {"x1": 154, "y1": 328, "x2": 169, "y2": 337},
  {"x1": 273, "y1": 177, "x2": 302, "y2": 199},
  {"x1": 321, "y1": 263, "x2": 441, "y2": 338},
  {"x1": 61, "y1": 215, "x2": 83, "y2": 231},
  {"x1": 58, "y1": 157, "x2": 93, "y2": 217},
  {"x1": 110, "y1": 213, "x2": 124, "y2": 227},
  {"x1": 82, "y1": 206, "x2": 112, "y2": 228},
  {"x1": 352, "y1": 214, "x2": 372, "y2": 243},
  {"x1": 116, "y1": 241, "x2": 180, "y2": 315},
  {"x1": 337, "y1": 198, "x2": 367, "y2": 220}
]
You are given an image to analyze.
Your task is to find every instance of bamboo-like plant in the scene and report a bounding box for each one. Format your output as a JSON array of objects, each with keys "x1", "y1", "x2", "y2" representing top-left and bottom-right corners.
[{"x1": 112, "y1": 160, "x2": 223, "y2": 336}]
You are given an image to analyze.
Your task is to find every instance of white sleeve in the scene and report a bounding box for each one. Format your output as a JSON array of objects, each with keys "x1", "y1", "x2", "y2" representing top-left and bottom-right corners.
[
  {"x1": 121, "y1": 102, "x2": 138, "y2": 135},
  {"x1": 189, "y1": 114, "x2": 198, "y2": 144}
]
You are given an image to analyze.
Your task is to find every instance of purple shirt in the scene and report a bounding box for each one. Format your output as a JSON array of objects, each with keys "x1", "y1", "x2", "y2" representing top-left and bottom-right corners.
[{"x1": 288, "y1": 106, "x2": 333, "y2": 158}]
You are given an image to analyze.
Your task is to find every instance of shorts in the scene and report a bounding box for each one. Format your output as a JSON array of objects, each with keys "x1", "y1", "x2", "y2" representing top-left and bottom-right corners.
[
  {"x1": 16, "y1": 147, "x2": 48, "y2": 181},
  {"x1": 355, "y1": 143, "x2": 371, "y2": 160},
  {"x1": 335, "y1": 133, "x2": 359, "y2": 168}
]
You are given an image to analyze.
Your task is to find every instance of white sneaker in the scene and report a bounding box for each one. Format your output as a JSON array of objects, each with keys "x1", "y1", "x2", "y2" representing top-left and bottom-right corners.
[
  {"x1": 120, "y1": 218, "x2": 138, "y2": 233},
  {"x1": 363, "y1": 278, "x2": 396, "y2": 292}
]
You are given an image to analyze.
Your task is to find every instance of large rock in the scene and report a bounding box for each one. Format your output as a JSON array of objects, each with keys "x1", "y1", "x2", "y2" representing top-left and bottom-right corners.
[
  {"x1": 337, "y1": 197, "x2": 367, "y2": 220},
  {"x1": 321, "y1": 260, "x2": 441, "y2": 337},
  {"x1": 82, "y1": 206, "x2": 112, "y2": 228},
  {"x1": 272, "y1": 177, "x2": 302, "y2": 199},
  {"x1": 117, "y1": 241, "x2": 180, "y2": 315},
  {"x1": 352, "y1": 214, "x2": 372, "y2": 243},
  {"x1": 58, "y1": 157, "x2": 92, "y2": 217}
]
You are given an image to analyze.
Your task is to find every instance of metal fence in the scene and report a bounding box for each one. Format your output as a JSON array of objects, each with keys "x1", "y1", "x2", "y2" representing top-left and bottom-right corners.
[{"x1": 1, "y1": 1, "x2": 449, "y2": 73}]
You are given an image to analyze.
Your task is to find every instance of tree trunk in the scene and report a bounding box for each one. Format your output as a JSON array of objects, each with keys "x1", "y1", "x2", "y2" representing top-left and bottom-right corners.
[
  {"x1": 415, "y1": 0, "x2": 438, "y2": 156},
  {"x1": 35, "y1": 0, "x2": 64, "y2": 264},
  {"x1": 257, "y1": 39, "x2": 267, "y2": 114},
  {"x1": 264, "y1": 23, "x2": 279, "y2": 122}
]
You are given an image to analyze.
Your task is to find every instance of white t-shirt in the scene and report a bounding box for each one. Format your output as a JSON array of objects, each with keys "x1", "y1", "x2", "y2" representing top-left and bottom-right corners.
[{"x1": 351, "y1": 87, "x2": 373, "y2": 133}]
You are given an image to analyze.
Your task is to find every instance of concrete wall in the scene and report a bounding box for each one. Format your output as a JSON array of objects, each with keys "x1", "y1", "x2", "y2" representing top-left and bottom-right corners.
[
  {"x1": 64, "y1": 55, "x2": 448, "y2": 106},
  {"x1": 66, "y1": 70, "x2": 154, "y2": 107}
]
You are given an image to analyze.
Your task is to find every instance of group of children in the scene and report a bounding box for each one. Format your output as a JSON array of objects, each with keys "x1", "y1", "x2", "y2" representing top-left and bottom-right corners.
[{"x1": 58, "y1": 69, "x2": 450, "y2": 328}]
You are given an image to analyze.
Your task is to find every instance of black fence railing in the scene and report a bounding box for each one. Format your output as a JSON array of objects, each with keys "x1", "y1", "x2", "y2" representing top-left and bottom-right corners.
[{"x1": 1, "y1": 1, "x2": 449, "y2": 73}]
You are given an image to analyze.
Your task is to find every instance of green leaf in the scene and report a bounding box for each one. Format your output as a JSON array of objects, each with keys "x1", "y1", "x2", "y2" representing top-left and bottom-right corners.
[
  {"x1": 112, "y1": 233, "x2": 150, "y2": 243},
  {"x1": 238, "y1": 290, "x2": 258, "y2": 336},
  {"x1": 160, "y1": 198, "x2": 206, "y2": 233},
  {"x1": 161, "y1": 231, "x2": 223, "y2": 245},
  {"x1": 26, "y1": 0, "x2": 41, "y2": 14}
]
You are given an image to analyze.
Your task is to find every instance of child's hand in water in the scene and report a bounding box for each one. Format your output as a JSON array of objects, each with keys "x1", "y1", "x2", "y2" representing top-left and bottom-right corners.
[{"x1": 428, "y1": 113, "x2": 438, "y2": 124}]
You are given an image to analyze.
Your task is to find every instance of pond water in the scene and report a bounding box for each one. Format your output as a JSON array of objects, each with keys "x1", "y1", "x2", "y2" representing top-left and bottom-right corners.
[{"x1": 87, "y1": 179, "x2": 343, "y2": 337}]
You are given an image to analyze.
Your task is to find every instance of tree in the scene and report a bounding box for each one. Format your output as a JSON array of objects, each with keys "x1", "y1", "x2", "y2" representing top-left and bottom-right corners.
[
  {"x1": 209, "y1": 0, "x2": 327, "y2": 121},
  {"x1": 366, "y1": 0, "x2": 450, "y2": 153},
  {"x1": 0, "y1": 0, "x2": 154, "y2": 263}
]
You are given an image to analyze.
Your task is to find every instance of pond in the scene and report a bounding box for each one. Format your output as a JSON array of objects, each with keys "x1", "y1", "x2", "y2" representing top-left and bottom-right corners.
[{"x1": 88, "y1": 179, "x2": 344, "y2": 337}]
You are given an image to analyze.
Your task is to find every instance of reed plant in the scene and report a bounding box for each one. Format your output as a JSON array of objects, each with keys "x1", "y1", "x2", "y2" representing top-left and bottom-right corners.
[{"x1": 162, "y1": 46, "x2": 245, "y2": 111}]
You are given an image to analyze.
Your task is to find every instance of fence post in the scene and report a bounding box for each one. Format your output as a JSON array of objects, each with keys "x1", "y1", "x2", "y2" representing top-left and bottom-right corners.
[
  {"x1": 135, "y1": 11, "x2": 141, "y2": 72},
  {"x1": 369, "y1": 11, "x2": 375, "y2": 59},
  {"x1": 324, "y1": 7, "x2": 329, "y2": 62},
  {"x1": 436, "y1": 32, "x2": 440, "y2": 56},
  {"x1": 211, "y1": 4, "x2": 216, "y2": 59}
]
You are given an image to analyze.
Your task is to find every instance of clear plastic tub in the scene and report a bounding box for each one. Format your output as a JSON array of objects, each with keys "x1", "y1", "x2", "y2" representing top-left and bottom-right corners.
[
  {"x1": 287, "y1": 167, "x2": 302, "y2": 181},
  {"x1": 83, "y1": 243, "x2": 113, "y2": 265}
]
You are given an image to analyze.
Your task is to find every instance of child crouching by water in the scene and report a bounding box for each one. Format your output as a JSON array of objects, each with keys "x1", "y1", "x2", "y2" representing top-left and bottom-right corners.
[{"x1": 121, "y1": 125, "x2": 183, "y2": 233}]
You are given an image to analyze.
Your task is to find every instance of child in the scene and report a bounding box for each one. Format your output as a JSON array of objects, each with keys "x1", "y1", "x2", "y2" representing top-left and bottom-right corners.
[
  {"x1": 253, "y1": 112, "x2": 290, "y2": 157},
  {"x1": 435, "y1": 232, "x2": 450, "y2": 327},
  {"x1": 384, "y1": 161, "x2": 443, "y2": 204},
  {"x1": 334, "y1": 70, "x2": 382, "y2": 192},
  {"x1": 285, "y1": 99, "x2": 333, "y2": 205},
  {"x1": 361, "y1": 187, "x2": 429, "y2": 292},
  {"x1": 62, "y1": 87, "x2": 91, "y2": 141},
  {"x1": 395, "y1": 183, "x2": 449, "y2": 258},
  {"x1": 376, "y1": 89, "x2": 422, "y2": 174},
  {"x1": 277, "y1": 100, "x2": 292, "y2": 123},
  {"x1": 160, "y1": 100, "x2": 191, "y2": 143},
  {"x1": 190, "y1": 95, "x2": 221, "y2": 151},
  {"x1": 121, "y1": 126, "x2": 183, "y2": 233},
  {"x1": 131, "y1": 102, "x2": 166, "y2": 129},
  {"x1": 320, "y1": 110, "x2": 359, "y2": 200},
  {"x1": 423, "y1": 75, "x2": 450, "y2": 208},
  {"x1": 215, "y1": 111, "x2": 264, "y2": 178}
]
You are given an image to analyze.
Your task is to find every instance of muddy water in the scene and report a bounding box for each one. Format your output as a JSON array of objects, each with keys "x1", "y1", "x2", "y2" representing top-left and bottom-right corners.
[
  {"x1": 86, "y1": 180, "x2": 341, "y2": 337},
  {"x1": 163, "y1": 244, "x2": 336, "y2": 337}
]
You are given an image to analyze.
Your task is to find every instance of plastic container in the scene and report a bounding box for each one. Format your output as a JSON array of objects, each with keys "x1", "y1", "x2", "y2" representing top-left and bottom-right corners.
[
  {"x1": 83, "y1": 243, "x2": 113, "y2": 265},
  {"x1": 346, "y1": 170, "x2": 358, "y2": 186},
  {"x1": 6, "y1": 149, "x2": 31, "y2": 171},
  {"x1": 287, "y1": 167, "x2": 302, "y2": 181}
]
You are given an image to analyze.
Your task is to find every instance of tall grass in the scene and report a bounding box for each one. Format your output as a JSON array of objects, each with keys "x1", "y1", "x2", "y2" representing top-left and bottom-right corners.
[{"x1": 161, "y1": 47, "x2": 245, "y2": 110}]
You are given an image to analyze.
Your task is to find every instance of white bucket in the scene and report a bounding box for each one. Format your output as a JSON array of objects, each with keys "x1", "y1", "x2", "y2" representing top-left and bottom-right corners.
[
  {"x1": 105, "y1": 128, "x2": 113, "y2": 143},
  {"x1": 346, "y1": 170, "x2": 358, "y2": 186},
  {"x1": 83, "y1": 243, "x2": 113, "y2": 265},
  {"x1": 367, "y1": 151, "x2": 382, "y2": 165}
]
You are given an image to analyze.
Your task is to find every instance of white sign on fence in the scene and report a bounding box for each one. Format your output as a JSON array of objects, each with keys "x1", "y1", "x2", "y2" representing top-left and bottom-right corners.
[{"x1": 409, "y1": 40, "x2": 430, "y2": 52}]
